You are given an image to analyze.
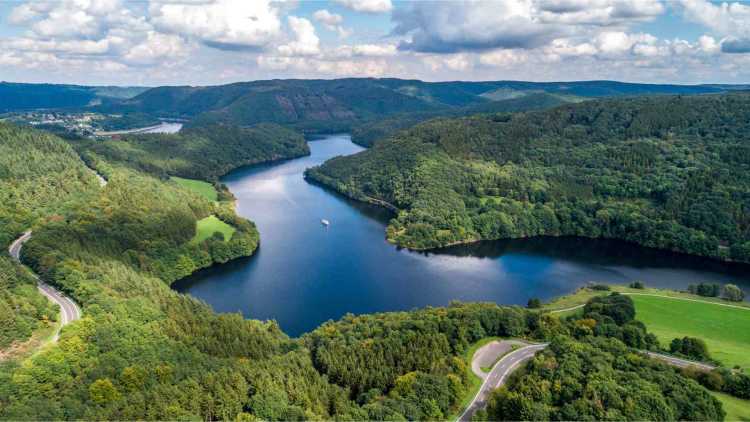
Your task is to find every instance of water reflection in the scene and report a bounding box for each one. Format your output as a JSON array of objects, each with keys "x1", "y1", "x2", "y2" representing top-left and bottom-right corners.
[{"x1": 174, "y1": 134, "x2": 750, "y2": 337}]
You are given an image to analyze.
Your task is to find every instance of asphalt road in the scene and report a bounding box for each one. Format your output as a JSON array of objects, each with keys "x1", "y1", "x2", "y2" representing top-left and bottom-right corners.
[
  {"x1": 458, "y1": 343, "x2": 547, "y2": 422},
  {"x1": 8, "y1": 231, "x2": 81, "y2": 342},
  {"x1": 646, "y1": 351, "x2": 716, "y2": 371}
]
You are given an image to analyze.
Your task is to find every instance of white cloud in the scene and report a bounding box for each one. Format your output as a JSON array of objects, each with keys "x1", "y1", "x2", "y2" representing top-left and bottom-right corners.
[
  {"x1": 313, "y1": 9, "x2": 343, "y2": 28},
  {"x1": 478, "y1": 49, "x2": 529, "y2": 66},
  {"x1": 150, "y1": 0, "x2": 283, "y2": 50},
  {"x1": 677, "y1": 0, "x2": 750, "y2": 37},
  {"x1": 122, "y1": 31, "x2": 191, "y2": 65},
  {"x1": 394, "y1": 0, "x2": 564, "y2": 53},
  {"x1": 353, "y1": 44, "x2": 398, "y2": 56},
  {"x1": 536, "y1": 0, "x2": 664, "y2": 25},
  {"x1": 334, "y1": 0, "x2": 393, "y2": 14},
  {"x1": 277, "y1": 16, "x2": 320, "y2": 56},
  {"x1": 312, "y1": 9, "x2": 350, "y2": 39}
]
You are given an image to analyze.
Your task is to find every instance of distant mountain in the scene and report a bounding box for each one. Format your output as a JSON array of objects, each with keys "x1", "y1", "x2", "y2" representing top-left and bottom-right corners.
[
  {"x1": 100, "y1": 79, "x2": 734, "y2": 132},
  {"x1": 0, "y1": 82, "x2": 149, "y2": 112}
]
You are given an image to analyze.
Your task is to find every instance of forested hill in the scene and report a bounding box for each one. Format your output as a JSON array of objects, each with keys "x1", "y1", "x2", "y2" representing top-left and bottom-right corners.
[
  {"x1": 0, "y1": 120, "x2": 745, "y2": 421},
  {"x1": 0, "y1": 82, "x2": 147, "y2": 112},
  {"x1": 72, "y1": 123, "x2": 309, "y2": 180},
  {"x1": 99, "y1": 78, "x2": 730, "y2": 132},
  {"x1": 307, "y1": 92, "x2": 750, "y2": 262}
]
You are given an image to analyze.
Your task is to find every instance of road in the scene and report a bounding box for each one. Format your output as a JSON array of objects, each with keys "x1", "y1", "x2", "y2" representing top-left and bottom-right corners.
[
  {"x1": 8, "y1": 231, "x2": 81, "y2": 342},
  {"x1": 458, "y1": 343, "x2": 547, "y2": 422},
  {"x1": 646, "y1": 351, "x2": 716, "y2": 371}
]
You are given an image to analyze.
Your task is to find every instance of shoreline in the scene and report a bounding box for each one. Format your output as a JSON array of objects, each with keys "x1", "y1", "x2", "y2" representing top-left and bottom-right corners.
[{"x1": 307, "y1": 174, "x2": 750, "y2": 267}]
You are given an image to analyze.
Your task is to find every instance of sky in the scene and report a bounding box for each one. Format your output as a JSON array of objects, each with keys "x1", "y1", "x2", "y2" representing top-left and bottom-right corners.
[{"x1": 0, "y1": 0, "x2": 749, "y2": 87}]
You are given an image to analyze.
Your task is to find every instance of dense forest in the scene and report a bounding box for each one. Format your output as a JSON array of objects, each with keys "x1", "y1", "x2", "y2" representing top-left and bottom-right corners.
[
  {"x1": 73, "y1": 123, "x2": 309, "y2": 180},
  {"x1": 351, "y1": 92, "x2": 572, "y2": 147},
  {"x1": 308, "y1": 93, "x2": 750, "y2": 262},
  {"x1": 0, "y1": 123, "x2": 99, "y2": 347}
]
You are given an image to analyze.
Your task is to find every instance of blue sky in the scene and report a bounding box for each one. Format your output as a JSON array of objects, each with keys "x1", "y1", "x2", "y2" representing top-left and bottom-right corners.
[{"x1": 0, "y1": 0, "x2": 748, "y2": 86}]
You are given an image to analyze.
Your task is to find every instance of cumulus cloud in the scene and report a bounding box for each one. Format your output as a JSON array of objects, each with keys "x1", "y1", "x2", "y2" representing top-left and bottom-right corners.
[
  {"x1": 277, "y1": 17, "x2": 320, "y2": 56},
  {"x1": 677, "y1": 0, "x2": 750, "y2": 37},
  {"x1": 149, "y1": 0, "x2": 283, "y2": 50},
  {"x1": 334, "y1": 0, "x2": 393, "y2": 14},
  {"x1": 536, "y1": 0, "x2": 664, "y2": 25},
  {"x1": 313, "y1": 9, "x2": 351, "y2": 38},
  {"x1": 394, "y1": 0, "x2": 564, "y2": 53}
]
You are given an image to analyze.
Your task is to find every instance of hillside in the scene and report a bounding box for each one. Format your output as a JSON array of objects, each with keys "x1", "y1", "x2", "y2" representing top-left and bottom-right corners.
[
  {"x1": 72, "y1": 123, "x2": 309, "y2": 180},
  {"x1": 307, "y1": 92, "x2": 750, "y2": 262},
  {"x1": 351, "y1": 92, "x2": 573, "y2": 147},
  {"x1": 0, "y1": 82, "x2": 148, "y2": 112},
  {"x1": 0, "y1": 123, "x2": 100, "y2": 349},
  {"x1": 99, "y1": 79, "x2": 729, "y2": 133}
]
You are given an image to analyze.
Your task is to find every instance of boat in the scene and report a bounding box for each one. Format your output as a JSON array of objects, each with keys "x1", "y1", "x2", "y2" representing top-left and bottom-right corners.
[{"x1": 321, "y1": 219, "x2": 330, "y2": 226}]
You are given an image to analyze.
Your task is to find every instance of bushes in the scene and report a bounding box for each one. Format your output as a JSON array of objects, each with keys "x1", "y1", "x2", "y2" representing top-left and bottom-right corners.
[
  {"x1": 670, "y1": 337, "x2": 711, "y2": 361},
  {"x1": 583, "y1": 292, "x2": 636, "y2": 325},
  {"x1": 688, "y1": 282, "x2": 721, "y2": 297},
  {"x1": 722, "y1": 284, "x2": 745, "y2": 302}
]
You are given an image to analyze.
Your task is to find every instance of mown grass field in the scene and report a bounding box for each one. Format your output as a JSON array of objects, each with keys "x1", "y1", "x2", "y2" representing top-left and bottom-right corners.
[
  {"x1": 171, "y1": 176, "x2": 217, "y2": 201},
  {"x1": 712, "y1": 391, "x2": 750, "y2": 422},
  {"x1": 630, "y1": 294, "x2": 750, "y2": 370},
  {"x1": 191, "y1": 215, "x2": 235, "y2": 244},
  {"x1": 545, "y1": 286, "x2": 750, "y2": 369}
]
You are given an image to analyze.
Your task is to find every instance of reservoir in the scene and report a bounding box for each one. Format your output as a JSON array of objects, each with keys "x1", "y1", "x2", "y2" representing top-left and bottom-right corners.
[{"x1": 174, "y1": 134, "x2": 750, "y2": 337}]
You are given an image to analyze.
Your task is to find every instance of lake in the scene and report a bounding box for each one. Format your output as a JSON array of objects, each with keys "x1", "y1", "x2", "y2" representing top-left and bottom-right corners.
[{"x1": 174, "y1": 134, "x2": 750, "y2": 337}]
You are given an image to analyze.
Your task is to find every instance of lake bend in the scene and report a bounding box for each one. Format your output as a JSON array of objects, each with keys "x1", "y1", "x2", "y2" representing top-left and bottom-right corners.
[{"x1": 173, "y1": 134, "x2": 750, "y2": 337}]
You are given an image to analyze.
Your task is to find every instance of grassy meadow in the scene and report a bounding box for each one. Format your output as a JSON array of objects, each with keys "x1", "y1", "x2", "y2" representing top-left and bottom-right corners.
[
  {"x1": 712, "y1": 391, "x2": 750, "y2": 422},
  {"x1": 630, "y1": 294, "x2": 750, "y2": 370},
  {"x1": 192, "y1": 215, "x2": 236, "y2": 244},
  {"x1": 172, "y1": 176, "x2": 218, "y2": 201}
]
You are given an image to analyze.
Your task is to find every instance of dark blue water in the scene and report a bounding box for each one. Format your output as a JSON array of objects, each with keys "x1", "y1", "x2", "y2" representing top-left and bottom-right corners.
[{"x1": 174, "y1": 134, "x2": 750, "y2": 337}]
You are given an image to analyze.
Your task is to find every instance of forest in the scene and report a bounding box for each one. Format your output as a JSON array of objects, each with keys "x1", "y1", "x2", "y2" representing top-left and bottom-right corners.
[
  {"x1": 72, "y1": 123, "x2": 309, "y2": 180},
  {"x1": 308, "y1": 92, "x2": 750, "y2": 262},
  {"x1": 1, "y1": 103, "x2": 748, "y2": 420}
]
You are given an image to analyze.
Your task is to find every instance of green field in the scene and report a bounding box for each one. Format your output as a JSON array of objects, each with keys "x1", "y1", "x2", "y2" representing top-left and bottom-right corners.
[
  {"x1": 713, "y1": 392, "x2": 750, "y2": 421},
  {"x1": 171, "y1": 176, "x2": 217, "y2": 201},
  {"x1": 191, "y1": 215, "x2": 235, "y2": 244},
  {"x1": 630, "y1": 295, "x2": 750, "y2": 370}
]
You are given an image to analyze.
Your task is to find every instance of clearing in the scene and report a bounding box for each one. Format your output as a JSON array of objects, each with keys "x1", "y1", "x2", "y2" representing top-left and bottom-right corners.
[
  {"x1": 172, "y1": 176, "x2": 218, "y2": 201},
  {"x1": 192, "y1": 215, "x2": 235, "y2": 244}
]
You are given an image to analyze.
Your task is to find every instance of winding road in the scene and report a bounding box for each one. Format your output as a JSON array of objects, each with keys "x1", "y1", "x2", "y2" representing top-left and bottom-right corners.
[
  {"x1": 457, "y1": 305, "x2": 720, "y2": 422},
  {"x1": 458, "y1": 342, "x2": 547, "y2": 421},
  {"x1": 8, "y1": 231, "x2": 81, "y2": 342}
]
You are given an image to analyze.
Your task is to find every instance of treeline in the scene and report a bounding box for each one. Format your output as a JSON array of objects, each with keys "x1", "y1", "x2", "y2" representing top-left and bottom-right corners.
[
  {"x1": 73, "y1": 123, "x2": 309, "y2": 180},
  {"x1": 308, "y1": 93, "x2": 750, "y2": 263}
]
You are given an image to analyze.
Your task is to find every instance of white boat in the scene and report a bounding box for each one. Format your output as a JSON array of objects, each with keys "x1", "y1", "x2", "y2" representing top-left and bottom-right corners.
[{"x1": 321, "y1": 219, "x2": 330, "y2": 226}]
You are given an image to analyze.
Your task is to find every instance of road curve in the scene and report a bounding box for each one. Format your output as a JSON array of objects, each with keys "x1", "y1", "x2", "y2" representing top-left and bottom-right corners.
[
  {"x1": 457, "y1": 341, "x2": 716, "y2": 421},
  {"x1": 458, "y1": 343, "x2": 547, "y2": 422},
  {"x1": 8, "y1": 231, "x2": 81, "y2": 342}
]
